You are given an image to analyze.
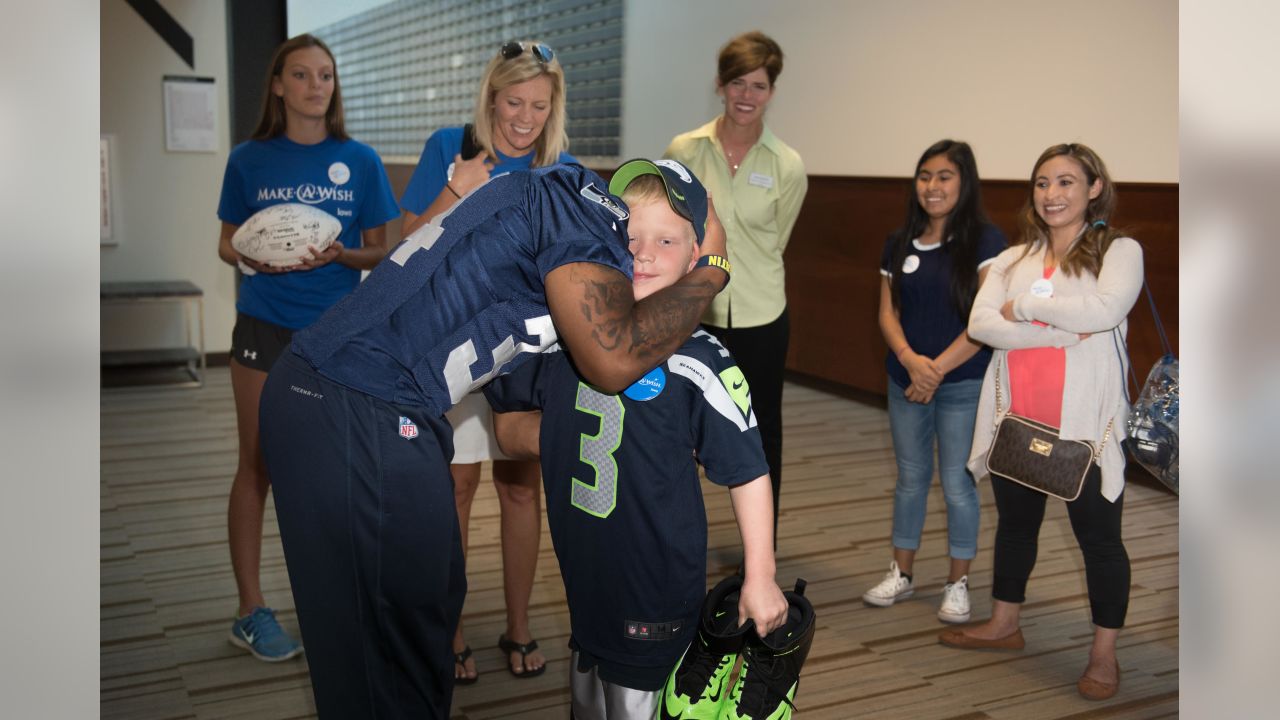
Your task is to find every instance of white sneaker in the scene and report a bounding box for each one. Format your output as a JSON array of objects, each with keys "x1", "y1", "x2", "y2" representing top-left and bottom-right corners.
[
  {"x1": 862, "y1": 561, "x2": 914, "y2": 607},
  {"x1": 937, "y1": 576, "x2": 971, "y2": 624}
]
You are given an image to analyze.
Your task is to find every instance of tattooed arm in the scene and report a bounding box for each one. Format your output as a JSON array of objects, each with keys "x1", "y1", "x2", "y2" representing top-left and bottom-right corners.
[{"x1": 544, "y1": 199, "x2": 729, "y2": 393}]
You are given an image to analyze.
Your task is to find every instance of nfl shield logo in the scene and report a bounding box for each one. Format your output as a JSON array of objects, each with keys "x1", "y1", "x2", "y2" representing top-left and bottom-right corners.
[{"x1": 398, "y1": 416, "x2": 419, "y2": 440}]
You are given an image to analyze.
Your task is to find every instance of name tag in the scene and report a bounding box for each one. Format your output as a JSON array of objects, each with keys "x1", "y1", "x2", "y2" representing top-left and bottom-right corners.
[
  {"x1": 1030, "y1": 278, "x2": 1054, "y2": 298},
  {"x1": 748, "y1": 172, "x2": 774, "y2": 189}
]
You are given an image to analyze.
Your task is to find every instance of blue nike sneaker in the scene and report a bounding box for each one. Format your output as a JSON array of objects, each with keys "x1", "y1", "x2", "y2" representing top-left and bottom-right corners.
[
  {"x1": 659, "y1": 575, "x2": 754, "y2": 719},
  {"x1": 228, "y1": 606, "x2": 304, "y2": 662}
]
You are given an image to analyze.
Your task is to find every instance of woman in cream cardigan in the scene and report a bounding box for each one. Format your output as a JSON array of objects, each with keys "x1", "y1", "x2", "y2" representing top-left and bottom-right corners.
[{"x1": 938, "y1": 143, "x2": 1142, "y2": 702}]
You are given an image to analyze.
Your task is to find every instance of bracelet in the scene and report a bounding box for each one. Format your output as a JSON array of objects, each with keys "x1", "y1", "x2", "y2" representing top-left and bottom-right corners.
[
  {"x1": 895, "y1": 345, "x2": 911, "y2": 358},
  {"x1": 446, "y1": 183, "x2": 462, "y2": 199},
  {"x1": 695, "y1": 254, "x2": 731, "y2": 276}
]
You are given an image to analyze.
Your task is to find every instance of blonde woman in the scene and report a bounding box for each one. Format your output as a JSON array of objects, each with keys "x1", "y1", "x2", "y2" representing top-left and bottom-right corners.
[{"x1": 400, "y1": 40, "x2": 573, "y2": 683}]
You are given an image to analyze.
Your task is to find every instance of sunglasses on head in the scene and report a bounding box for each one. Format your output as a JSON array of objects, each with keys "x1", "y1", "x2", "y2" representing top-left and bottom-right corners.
[{"x1": 500, "y1": 41, "x2": 555, "y2": 64}]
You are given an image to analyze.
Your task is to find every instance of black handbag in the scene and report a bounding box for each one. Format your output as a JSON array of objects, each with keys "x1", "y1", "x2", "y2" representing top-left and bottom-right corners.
[
  {"x1": 1115, "y1": 281, "x2": 1179, "y2": 494},
  {"x1": 985, "y1": 356, "x2": 1111, "y2": 501}
]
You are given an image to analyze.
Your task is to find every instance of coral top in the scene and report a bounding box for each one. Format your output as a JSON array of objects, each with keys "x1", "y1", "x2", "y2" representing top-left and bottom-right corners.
[{"x1": 1007, "y1": 266, "x2": 1066, "y2": 426}]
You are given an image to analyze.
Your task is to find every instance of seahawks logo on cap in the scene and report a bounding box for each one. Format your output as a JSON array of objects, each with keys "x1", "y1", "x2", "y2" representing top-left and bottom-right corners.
[
  {"x1": 579, "y1": 183, "x2": 629, "y2": 220},
  {"x1": 654, "y1": 159, "x2": 692, "y2": 184}
]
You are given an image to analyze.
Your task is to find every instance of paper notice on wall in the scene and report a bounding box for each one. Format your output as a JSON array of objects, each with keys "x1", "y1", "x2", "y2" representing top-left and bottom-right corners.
[{"x1": 163, "y1": 76, "x2": 217, "y2": 152}]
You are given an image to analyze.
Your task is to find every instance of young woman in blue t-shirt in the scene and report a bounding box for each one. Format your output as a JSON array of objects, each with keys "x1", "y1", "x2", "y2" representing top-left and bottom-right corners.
[
  {"x1": 399, "y1": 40, "x2": 573, "y2": 683},
  {"x1": 214, "y1": 34, "x2": 400, "y2": 662},
  {"x1": 862, "y1": 140, "x2": 1006, "y2": 624}
]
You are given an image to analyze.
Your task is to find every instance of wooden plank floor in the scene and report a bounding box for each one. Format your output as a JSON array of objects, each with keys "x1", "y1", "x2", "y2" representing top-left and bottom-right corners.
[{"x1": 101, "y1": 368, "x2": 1179, "y2": 719}]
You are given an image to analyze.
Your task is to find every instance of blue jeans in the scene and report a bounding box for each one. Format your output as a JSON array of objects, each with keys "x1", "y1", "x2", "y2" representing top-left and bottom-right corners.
[{"x1": 886, "y1": 378, "x2": 982, "y2": 560}]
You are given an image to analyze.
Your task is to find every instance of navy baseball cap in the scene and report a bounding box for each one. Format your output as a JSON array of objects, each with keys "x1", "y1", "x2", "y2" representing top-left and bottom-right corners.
[{"x1": 608, "y1": 158, "x2": 709, "y2": 245}]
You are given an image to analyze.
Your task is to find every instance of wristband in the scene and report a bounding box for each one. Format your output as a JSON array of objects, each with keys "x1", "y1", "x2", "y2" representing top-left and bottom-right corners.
[
  {"x1": 446, "y1": 183, "x2": 462, "y2": 199},
  {"x1": 895, "y1": 345, "x2": 911, "y2": 359},
  {"x1": 695, "y1": 254, "x2": 731, "y2": 284}
]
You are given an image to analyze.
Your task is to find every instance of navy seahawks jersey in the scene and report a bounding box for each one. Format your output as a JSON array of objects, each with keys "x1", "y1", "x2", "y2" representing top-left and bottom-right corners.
[
  {"x1": 485, "y1": 330, "x2": 770, "y2": 690},
  {"x1": 290, "y1": 164, "x2": 633, "y2": 416}
]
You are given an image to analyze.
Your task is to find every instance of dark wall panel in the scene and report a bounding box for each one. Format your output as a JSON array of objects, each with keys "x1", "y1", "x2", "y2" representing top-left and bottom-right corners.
[{"x1": 227, "y1": 0, "x2": 286, "y2": 145}]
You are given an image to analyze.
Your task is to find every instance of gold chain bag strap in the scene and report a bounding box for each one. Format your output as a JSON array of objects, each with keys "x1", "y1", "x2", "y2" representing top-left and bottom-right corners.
[{"x1": 984, "y1": 355, "x2": 1112, "y2": 501}]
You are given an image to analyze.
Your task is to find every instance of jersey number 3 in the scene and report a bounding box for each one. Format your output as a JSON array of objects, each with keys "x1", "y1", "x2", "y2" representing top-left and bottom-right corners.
[{"x1": 572, "y1": 383, "x2": 624, "y2": 518}]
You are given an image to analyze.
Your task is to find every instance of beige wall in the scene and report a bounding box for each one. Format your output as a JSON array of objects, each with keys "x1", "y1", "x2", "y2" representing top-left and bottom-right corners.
[
  {"x1": 622, "y1": 0, "x2": 1178, "y2": 182},
  {"x1": 100, "y1": 0, "x2": 234, "y2": 351}
]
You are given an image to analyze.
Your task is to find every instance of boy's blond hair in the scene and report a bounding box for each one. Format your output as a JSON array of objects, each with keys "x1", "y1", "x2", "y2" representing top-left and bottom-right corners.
[
  {"x1": 620, "y1": 175, "x2": 699, "y2": 248},
  {"x1": 618, "y1": 174, "x2": 668, "y2": 209}
]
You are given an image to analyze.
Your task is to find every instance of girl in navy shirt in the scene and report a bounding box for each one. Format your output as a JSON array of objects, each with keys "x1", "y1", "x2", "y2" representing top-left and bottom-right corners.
[{"x1": 861, "y1": 140, "x2": 1005, "y2": 625}]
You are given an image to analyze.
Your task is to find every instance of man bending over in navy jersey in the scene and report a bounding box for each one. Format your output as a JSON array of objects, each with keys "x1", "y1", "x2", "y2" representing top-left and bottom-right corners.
[{"x1": 258, "y1": 160, "x2": 733, "y2": 719}]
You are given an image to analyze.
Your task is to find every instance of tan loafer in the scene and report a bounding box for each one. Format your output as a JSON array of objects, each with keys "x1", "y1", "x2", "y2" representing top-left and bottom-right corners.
[
  {"x1": 1077, "y1": 662, "x2": 1121, "y2": 701},
  {"x1": 938, "y1": 626, "x2": 1026, "y2": 650}
]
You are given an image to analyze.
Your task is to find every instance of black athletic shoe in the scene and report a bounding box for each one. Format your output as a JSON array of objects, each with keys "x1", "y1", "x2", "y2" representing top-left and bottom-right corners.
[
  {"x1": 658, "y1": 574, "x2": 755, "y2": 719},
  {"x1": 720, "y1": 579, "x2": 816, "y2": 720}
]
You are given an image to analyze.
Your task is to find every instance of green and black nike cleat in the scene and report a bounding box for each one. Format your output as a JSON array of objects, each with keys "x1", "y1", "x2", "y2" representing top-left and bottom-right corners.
[
  {"x1": 720, "y1": 579, "x2": 816, "y2": 720},
  {"x1": 658, "y1": 574, "x2": 755, "y2": 719}
]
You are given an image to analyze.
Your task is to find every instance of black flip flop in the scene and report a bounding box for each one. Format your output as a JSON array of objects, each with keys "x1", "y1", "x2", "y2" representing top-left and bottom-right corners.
[
  {"x1": 453, "y1": 645, "x2": 479, "y2": 685},
  {"x1": 498, "y1": 634, "x2": 547, "y2": 678}
]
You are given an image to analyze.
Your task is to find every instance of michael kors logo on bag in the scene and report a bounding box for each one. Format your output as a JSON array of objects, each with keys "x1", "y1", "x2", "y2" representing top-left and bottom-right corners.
[{"x1": 1029, "y1": 438, "x2": 1053, "y2": 456}]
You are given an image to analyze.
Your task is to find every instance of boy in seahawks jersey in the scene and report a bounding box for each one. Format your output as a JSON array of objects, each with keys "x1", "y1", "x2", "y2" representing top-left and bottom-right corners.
[{"x1": 485, "y1": 160, "x2": 788, "y2": 720}]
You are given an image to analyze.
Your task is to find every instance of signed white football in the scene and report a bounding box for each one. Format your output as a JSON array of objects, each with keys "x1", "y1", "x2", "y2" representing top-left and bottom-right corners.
[{"x1": 231, "y1": 203, "x2": 341, "y2": 267}]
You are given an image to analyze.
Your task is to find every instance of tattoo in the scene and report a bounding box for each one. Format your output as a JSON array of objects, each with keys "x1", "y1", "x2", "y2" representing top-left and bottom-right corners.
[
  {"x1": 628, "y1": 278, "x2": 719, "y2": 361},
  {"x1": 570, "y1": 266, "x2": 721, "y2": 363},
  {"x1": 572, "y1": 268, "x2": 631, "y2": 352}
]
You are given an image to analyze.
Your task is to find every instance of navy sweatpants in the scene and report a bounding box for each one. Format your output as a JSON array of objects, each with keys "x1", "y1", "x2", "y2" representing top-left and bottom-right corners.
[{"x1": 260, "y1": 350, "x2": 467, "y2": 719}]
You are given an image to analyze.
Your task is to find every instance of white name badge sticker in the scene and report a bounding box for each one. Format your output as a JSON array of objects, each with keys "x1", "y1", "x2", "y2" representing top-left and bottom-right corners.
[
  {"x1": 902, "y1": 255, "x2": 921, "y2": 274},
  {"x1": 1030, "y1": 278, "x2": 1054, "y2": 298},
  {"x1": 748, "y1": 172, "x2": 774, "y2": 189}
]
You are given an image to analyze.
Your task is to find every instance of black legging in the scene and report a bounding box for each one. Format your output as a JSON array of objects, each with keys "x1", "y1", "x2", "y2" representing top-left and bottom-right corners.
[
  {"x1": 704, "y1": 308, "x2": 789, "y2": 538},
  {"x1": 990, "y1": 465, "x2": 1131, "y2": 628}
]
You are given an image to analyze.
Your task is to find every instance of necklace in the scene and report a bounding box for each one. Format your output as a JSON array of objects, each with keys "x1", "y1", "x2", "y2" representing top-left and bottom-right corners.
[
  {"x1": 718, "y1": 116, "x2": 759, "y2": 174},
  {"x1": 724, "y1": 146, "x2": 741, "y2": 171},
  {"x1": 724, "y1": 143, "x2": 752, "y2": 172}
]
